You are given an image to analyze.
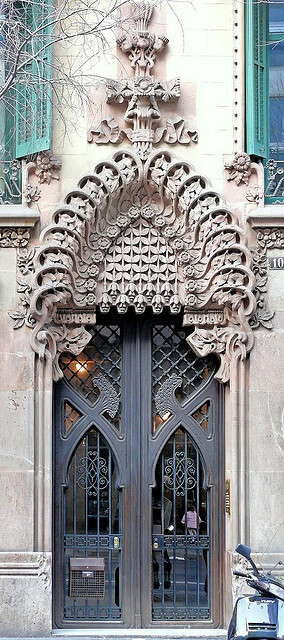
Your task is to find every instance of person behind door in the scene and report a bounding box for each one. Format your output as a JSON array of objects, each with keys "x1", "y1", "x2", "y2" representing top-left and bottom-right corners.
[{"x1": 181, "y1": 501, "x2": 201, "y2": 537}]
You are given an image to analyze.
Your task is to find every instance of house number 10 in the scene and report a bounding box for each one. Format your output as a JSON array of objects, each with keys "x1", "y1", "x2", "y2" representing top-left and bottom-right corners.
[{"x1": 269, "y1": 257, "x2": 284, "y2": 270}]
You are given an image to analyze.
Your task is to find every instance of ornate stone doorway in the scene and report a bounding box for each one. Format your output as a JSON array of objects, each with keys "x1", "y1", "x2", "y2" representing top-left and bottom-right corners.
[{"x1": 53, "y1": 311, "x2": 224, "y2": 629}]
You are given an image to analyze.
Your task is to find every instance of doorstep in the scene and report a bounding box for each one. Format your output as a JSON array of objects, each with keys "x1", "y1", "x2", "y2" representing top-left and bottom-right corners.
[
  {"x1": 51, "y1": 631, "x2": 227, "y2": 639},
  {"x1": 0, "y1": 632, "x2": 227, "y2": 640}
]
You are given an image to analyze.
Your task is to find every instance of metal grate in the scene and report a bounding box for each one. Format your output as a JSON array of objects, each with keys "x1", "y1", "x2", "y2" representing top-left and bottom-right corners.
[
  {"x1": 152, "y1": 325, "x2": 215, "y2": 430},
  {"x1": 69, "y1": 558, "x2": 105, "y2": 598},
  {"x1": 60, "y1": 324, "x2": 121, "y2": 428},
  {"x1": 0, "y1": 160, "x2": 22, "y2": 205}
]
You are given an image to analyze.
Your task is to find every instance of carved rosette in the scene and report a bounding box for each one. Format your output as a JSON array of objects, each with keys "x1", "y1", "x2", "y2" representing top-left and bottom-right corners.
[{"x1": 12, "y1": 149, "x2": 256, "y2": 383}]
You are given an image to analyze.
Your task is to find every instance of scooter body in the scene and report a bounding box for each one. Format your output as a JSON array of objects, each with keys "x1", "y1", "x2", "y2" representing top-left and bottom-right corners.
[
  {"x1": 228, "y1": 541, "x2": 284, "y2": 640},
  {"x1": 228, "y1": 594, "x2": 284, "y2": 640}
]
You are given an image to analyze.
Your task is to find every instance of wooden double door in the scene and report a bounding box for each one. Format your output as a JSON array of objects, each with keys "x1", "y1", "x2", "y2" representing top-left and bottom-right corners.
[{"x1": 53, "y1": 312, "x2": 224, "y2": 628}]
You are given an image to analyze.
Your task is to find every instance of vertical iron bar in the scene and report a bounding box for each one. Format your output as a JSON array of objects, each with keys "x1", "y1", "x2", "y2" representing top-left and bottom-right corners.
[
  {"x1": 108, "y1": 445, "x2": 112, "y2": 611},
  {"x1": 196, "y1": 449, "x2": 200, "y2": 613},
  {"x1": 161, "y1": 450, "x2": 165, "y2": 617},
  {"x1": 173, "y1": 432, "x2": 177, "y2": 616},
  {"x1": 185, "y1": 430, "x2": 189, "y2": 617},
  {"x1": 73, "y1": 449, "x2": 77, "y2": 618},
  {"x1": 85, "y1": 434, "x2": 89, "y2": 618}
]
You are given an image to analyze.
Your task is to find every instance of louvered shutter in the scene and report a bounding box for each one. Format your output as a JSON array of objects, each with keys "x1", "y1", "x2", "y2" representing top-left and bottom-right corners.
[
  {"x1": 15, "y1": 1, "x2": 52, "y2": 158},
  {"x1": 246, "y1": 0, "x2": 268, "y2": 158}
]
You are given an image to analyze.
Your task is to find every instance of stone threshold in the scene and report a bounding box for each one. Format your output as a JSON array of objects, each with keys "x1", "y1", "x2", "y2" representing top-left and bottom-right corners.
[
  {"x1": 0, "y1": 632, "x2": 227, "y2": 640},
  {"x1": 52, "y1": 631, "x2": 227, "y2": 639}
]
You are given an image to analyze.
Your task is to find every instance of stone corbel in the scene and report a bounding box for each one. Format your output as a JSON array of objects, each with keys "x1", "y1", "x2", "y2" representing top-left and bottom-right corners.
[{"x1": 0, "y1": 205, "x2": 39, "y2": 247}]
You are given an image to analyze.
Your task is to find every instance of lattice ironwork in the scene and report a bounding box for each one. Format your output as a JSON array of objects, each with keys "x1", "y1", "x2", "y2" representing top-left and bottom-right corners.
[
  {"x1": 152, "y1": 325, "x2": 215, "y2": 429},
  {"x1": 60, "y1": 324, "x2": 121, "y2": 427},
  {"x1": 64, "y1": 401, "x2": 82, "y2": 433},
  {"x1": 0, "y1": 160, "x2": 22, "y2": 205},
  {"x1": 265, "y1": 158, "x2": 284, "y2": 201}
]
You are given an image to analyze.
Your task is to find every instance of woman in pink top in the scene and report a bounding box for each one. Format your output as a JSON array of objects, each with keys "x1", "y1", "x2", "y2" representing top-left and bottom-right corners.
[{"x1": 181, "y1": 502, "x2": 202, "y2": 535}]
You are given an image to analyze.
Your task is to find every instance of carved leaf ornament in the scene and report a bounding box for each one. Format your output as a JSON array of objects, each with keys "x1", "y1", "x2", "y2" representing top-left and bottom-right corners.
[{"x1": 14, "y1": 149, "x2": 256, "y2": 383}]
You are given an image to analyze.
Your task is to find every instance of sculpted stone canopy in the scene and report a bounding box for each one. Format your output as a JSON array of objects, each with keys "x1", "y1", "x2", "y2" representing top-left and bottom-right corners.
[{"x1": 13, "y1": 149, "x2": 256, "y2": 384}]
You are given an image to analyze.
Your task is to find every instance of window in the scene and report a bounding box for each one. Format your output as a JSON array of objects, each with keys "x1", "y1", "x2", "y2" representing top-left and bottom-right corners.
[
  {"x1": 0, "y1": 1, "x2": 52, "y2": 205},
  {"x1": 246, "y1": 0, "x2": 284, "y2": 202},
  {"x1": 14, "y1": 1, "x2": 52, "y2": 158}
]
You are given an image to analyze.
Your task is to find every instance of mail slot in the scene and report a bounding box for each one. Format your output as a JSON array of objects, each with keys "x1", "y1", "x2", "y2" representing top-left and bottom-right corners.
[{"x1": 69, "y1": 557, "x2": 105, "y2": 598}]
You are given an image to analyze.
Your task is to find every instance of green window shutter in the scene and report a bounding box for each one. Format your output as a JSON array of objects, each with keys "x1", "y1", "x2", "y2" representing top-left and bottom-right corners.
[
  {"x1": 15, "y1": 1, "x2": 52, "y2": 158},
  {"x1": 246, "y1": 0, "x2": 268, "y2": 158}
]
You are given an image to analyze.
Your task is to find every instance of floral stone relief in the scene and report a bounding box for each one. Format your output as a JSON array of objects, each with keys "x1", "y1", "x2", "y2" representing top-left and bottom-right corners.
[
  {"x1": 11, "y1": 148, "x2": 256, "y2": 384},
  {"x1": 88, "y1": 2, "x2": 197, "y2": 159}
]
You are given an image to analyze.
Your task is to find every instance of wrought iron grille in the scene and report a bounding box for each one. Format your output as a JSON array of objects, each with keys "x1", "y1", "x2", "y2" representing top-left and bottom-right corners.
[
  {"x1": 265, "y1": 158, "x2": 284, "y2": 202},
  {"x1": 0, "y1": 160, "x2": 22, "y2": 205},
  {"x1": 152, "y1": 428, "x2": 210, "y2": 621},
  {"x1": 152, "y1": 325, "x2": 215, "y2": 431},
  {"x1": 60, "y1": 324, "x2": 121, "y2": 429},
  {"x1": 64, "y1": 428, "x2": 122, "y2": 621}
]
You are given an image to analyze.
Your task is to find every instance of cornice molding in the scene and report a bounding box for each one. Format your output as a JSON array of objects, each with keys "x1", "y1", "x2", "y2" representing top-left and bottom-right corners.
[{"x1": 0, "y1": 205, "x2": 39, "y2": 228}]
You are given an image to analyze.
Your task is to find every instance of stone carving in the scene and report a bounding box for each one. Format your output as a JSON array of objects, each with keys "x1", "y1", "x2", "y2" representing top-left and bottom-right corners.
[
  {"x1": 246, "y1": 186, "x2": 263, "y2": 204},
  {"x1": 0, "y1": 228, "x2": 31, "y2": 247},
  {"x1": 154, "y1": 374, "x2": 182, "y2": 415},
  {"x1": 24, "y1": 184, "x2": 41, "y2": 203},
  {"x1": 98, "y1": 218, "x2": 182, "y2": 314},
  {"x1": 55, "y1": 308, "x2": 96, "y2": 325},
  {"x1": 88, "y1": 2, "x2": 197, "y2": 159},
  {"x1": 34, "y1": 150, "x2": 61, "y2": 184},
  {"x1": 248, "y1": 226, "x2": 284, "y2": 330},
  {"x1": 225, "y1": 152, "x2": 252, "y2": 186},
  {"x1": 88, "y1": 115, "x2": 197, "y2": 150},
  {"x1": 92, "y1": 374, "x2": 120, "y2": 419},
  {"x1": 12, "y1": 148, "x2": 256, "y2": 383},
  {"x1": 257, "y1": 227, "x2": 284, "y2": 249},
  {"x1": 25, "y1": 151, "x2": 61, "y2": 194},
  {"x1": 250, "y1": 246, "x2": 274, "y2": 330}
]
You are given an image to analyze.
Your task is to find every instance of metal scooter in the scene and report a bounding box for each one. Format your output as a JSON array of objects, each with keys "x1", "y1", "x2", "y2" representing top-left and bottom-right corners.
[{"x1": 228, "y1": 541, "x2": 284, "y2": 640}]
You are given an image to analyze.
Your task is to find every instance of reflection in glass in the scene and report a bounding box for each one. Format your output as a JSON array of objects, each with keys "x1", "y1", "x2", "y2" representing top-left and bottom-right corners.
[{"x1": 152, "y1": 428, "x2": 210, "y2": 621}]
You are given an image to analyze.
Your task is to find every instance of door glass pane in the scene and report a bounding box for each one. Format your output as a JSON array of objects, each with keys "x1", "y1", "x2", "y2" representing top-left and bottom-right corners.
[
  {"x1": 60, "y1": 324, "x2": 121, "y2": 429},
  {"x1": 64, "y1": 429, "x2": 122, "y2": 621},
  {"x1": 152, "y1": 428, "x2": 210, "y2": 621},
  {"x1": 152, "y1": 324, "x2": 215, "y2": 432}
]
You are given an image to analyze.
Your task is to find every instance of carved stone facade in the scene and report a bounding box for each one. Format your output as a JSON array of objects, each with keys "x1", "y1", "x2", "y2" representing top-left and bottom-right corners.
[
  {"x1": 11, "y1": 148, "x2": 256, "y2": 383},
  {"x1": 2, "y1": 1, "x2": 284, "y2": 636},
  {"x1": 88, "y1": 2, "x2": 197, "y2": 159}
]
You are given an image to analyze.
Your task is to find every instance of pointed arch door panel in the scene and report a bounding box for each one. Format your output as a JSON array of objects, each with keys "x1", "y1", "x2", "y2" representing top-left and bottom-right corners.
[{"x1": 53, "y1": 313, "x2": 224, "y2": 629}]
